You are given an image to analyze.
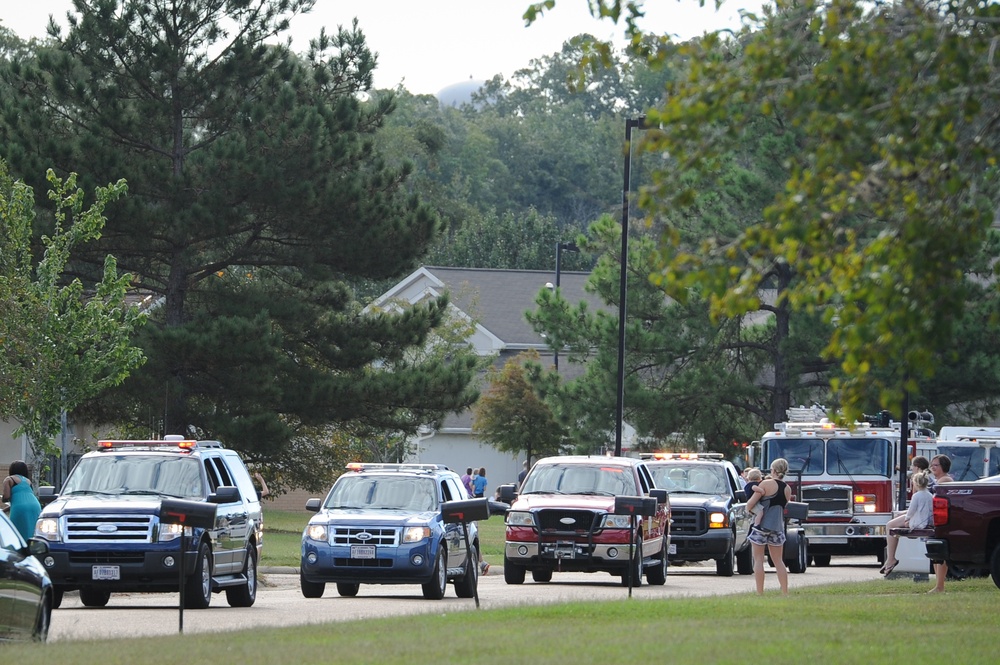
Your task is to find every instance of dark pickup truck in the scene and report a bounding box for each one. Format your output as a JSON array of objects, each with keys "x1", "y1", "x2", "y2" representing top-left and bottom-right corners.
[{"x1": 924, "y1": 476, "x2": 1000, "y2": 589}]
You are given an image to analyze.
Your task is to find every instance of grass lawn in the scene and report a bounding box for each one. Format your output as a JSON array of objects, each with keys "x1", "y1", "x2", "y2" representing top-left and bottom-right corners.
[
  {"x1": 260, "y1": 509, "x2": 508, "y2": 569},
  {"x1": 10, "y1": 576, "x2": 997, "y2": 663}
]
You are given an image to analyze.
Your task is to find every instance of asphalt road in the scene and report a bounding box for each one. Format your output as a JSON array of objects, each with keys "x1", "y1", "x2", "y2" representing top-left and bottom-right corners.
[{"x1": 47, "y1": 557, "x2": 885, "y2": 642}]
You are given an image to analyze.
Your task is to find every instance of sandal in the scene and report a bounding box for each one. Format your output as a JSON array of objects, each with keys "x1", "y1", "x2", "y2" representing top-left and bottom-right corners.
[{"x1": 881, "y1": 560, "x2": 898, "y2": 576}]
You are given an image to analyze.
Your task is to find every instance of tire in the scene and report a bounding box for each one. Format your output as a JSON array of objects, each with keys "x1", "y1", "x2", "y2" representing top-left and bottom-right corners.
[
  {"x1": 454, "y1": 543, "x2": 479, "y2": 598},
  {"x1": 421, "y1": 544, "x2": 447, "y2": 600},
  {"x1": 300, "y1": 574, "x2": 325, "y2": 598},
  {"x1": 990, "y1": 544, "x2": 1000, "y2": 591},
  {"x1": 531, "y1": 568, "x2": 553, "y2": 583},
  {"x1": 184, "y1": 542, "x2": 213, "y2": 609},
  {"x1": 32, "y1": 592, "x2": 51, "y2": 642},
  {"x1": 736, "y1": 546, "x2": 754, "y2": 575},
  {"x1": 646, "y1": 545, "x2": 667, "y2": 586},
  {"x1": 79, "y1": 587, "x2": 111, "y2": 608},
  {"x1": 620, "y1": 536, "x2": 643, "y2": 587},
  {"x1": 51, "y1": 587, "x2": 64, "y2": 610},
  {"x1": 503, "y1": 554, "x2": 526, "y2": 585},
  {"x1": 716, "y1": 537, "x2": 736, "y2": 577},
  {"x1": 336, "y1": 582, "x2": 360, "y2": 597},
  {"x1": 226, "y1": 544, "x2": 258, "y2": 607},
  {"x1": 812, "y1": 554, "x2": 831, "y2": 567},
  {"x1": 787, "y1": 532, "x2": 808, "y2": 574}
]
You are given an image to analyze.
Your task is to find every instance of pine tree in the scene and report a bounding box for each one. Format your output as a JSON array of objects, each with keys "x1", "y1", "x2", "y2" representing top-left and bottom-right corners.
[{"x1": 0, "y1": 1, "x2": 477, "y2": 489}]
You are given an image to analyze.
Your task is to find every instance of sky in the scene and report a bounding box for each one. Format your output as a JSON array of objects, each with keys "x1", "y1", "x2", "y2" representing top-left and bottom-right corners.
[{"x1": 1, "y1": 1, "x2": 755, "y2": 95}]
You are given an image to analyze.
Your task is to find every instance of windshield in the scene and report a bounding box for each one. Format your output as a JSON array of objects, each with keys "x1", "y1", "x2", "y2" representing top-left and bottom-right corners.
[
  {"x1": 520, "y1": 463, "x2": 637, "y2": 496},
  {"x1": 764, "y1": 439, "x2": 824, "y2": 475},
  {"x1": 937, "y1": 445, "x2": 993, "y2": 481},
  {"x1": 765, "y1": 438, "x2": 892, "y2": 477},
  {"x1": 325, "y1": 475, "x2": 438, "y2": 512},
  {"x1": 648, "y1": 464, "x2": 728, "y2": 495},
  {"x1": 62, "y1": 455, "x2": 204, "y2": 498}
]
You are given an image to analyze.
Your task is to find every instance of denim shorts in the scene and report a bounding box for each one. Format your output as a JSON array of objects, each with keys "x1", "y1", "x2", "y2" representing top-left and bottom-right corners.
[{"x1": 748, "y1": 525, "x2": 786, "y2": 547}]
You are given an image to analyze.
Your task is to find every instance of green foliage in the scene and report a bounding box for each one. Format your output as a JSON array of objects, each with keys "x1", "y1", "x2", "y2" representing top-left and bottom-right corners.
[
  {"x1": 0, "y1": 161, "x2": 144, "y2": 473},
  {"x1": 0, "y1": 2, "x2": 479, "y2": 489},
  {"x1": 472, "y1": 350, "x2": 568, "y2": 462}
]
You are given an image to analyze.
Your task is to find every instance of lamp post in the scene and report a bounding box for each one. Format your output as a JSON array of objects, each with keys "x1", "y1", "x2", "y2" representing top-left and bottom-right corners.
[
  {"x1": 615, "y1": 116, "x2": 646, "y2": 457},
  {"x1": 553, "y1": 240, "x2": 579, "y2": 372}
]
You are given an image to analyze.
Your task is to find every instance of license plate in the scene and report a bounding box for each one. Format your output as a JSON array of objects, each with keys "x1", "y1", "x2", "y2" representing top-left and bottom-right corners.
[
  {"x1": 351, "y1": 545, "x2": 375, "y2": 559},
  {"x1": 92, "y1": 565, "x2": 120, "y2": 580},
  {"x1": 668, "y1": 544, "x2": 677, "y2": 555}
]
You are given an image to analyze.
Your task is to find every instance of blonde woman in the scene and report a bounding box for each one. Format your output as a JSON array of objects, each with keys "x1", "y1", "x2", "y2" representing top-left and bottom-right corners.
[
  {"x1": 745, "y1": 458, "x2": 792, "y2": 595},
  {"x1": 881, "y1": 470, "x2": 933, "y2": 575}
]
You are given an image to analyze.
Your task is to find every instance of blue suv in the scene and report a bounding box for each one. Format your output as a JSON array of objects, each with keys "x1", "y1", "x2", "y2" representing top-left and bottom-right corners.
[{"x1": 300, "y1": 463, "x2": 480, "y2": 599}]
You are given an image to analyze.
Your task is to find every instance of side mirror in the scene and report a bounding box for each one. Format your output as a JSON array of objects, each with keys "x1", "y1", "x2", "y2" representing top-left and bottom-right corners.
[
  {"x1": 648, "y1": 488, "x2": 668, "y2": 505},
  {"x1": 614, "y1": 495, "x2": 657, "y2": 517},
  {"x1": 498, "y1": 483, "x2": 517, "y2": 504},
  {"x1": 28, "y1": 538, "x2": 50, "y2": 559},
  {"x1": 488, "y1": 499, "x2": 510, "y2": 517},
  {"x1": 37, "y1": 486, "x2": 57, "y2": 507},
  {"x1": 305, "y1": 498, "x2": 322, "y2": 513},
  {"x1": 209, "y1": 486, "x2": 240, "y2": 504},
  {"x1": 160, "y1": 498, "x2": 218, "y2": 530},
  {"x1": 441, "y1": 498, "x2": 490, "y2": 524},
  {"x1": 735, "y1": 489, "x2": 747, "y2": 502}
]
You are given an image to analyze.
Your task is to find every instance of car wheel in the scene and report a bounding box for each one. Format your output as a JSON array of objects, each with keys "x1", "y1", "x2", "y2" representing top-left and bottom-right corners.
[
  {"x1": 787, "y1": 532, "x2": 808, "y2": 574},
  {"x1": 32, "y1": 592, "x2": 52, "y2": 642},
  {"x1": 716, "y1": 537, "x2": 736, "y2": 577},
  {"x1": 51, "y1": 587, "x2": 64, "y2": 610},
  {"x1": 226, "y1": 543, "x2": 258, "y2": 607},
  {"x1": 422, "y1": 544, "x2": 447, "y2": 600},
  {"x1": 300, "y1": 574, "x2": 325, "y2": 598},
  {"x1": 990, "y1": 543, "x2": 1000, "y2": 590},
  {"x1": 736, "y1": 546, "x2": 754, "y2": 575},
  {"x1": 620, "y1": 535, "x2": 643, "y2": 587},
  {"x1": 531, "y1": 568, "x2": 553, "y2": 583},
  {"x1": 336, "y1": 582, "x2": 360, "y2": 597},
  {"x1": 503, "y1": 554, "x2": 526, "y2": 585},
  {"x1": 183, "y1": 541, "x2": 213, "y2": 609},
  {"x1": 79, "y1": 587, "x2": 111, "y2": 608},
  {"x1": 454, "y1": 543, "x2": 479, "y2": 598},
  {"x1": 646, "y1": 544, "x2": 667, "y2": 585}
]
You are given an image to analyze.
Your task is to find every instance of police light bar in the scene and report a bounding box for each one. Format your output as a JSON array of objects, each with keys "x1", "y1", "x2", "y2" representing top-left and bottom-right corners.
[
  {"x1": 645, "y1": 452, "x2": 725, "y2": 461},
  {"x1": 344, "y1": 462, "x2": 448, "y2": 473},
  {"x1": 98, "y1": 439, "x2": 199, "y2": 451}
]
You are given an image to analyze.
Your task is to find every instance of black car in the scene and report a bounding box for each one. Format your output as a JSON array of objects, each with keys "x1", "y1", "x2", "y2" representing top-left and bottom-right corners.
[
  {"x1": 644, "y1": 454, "x2": 753, "y2": 577},
  {"x1": 0, "y1": 510, "x2": 52, "y2": 641}
]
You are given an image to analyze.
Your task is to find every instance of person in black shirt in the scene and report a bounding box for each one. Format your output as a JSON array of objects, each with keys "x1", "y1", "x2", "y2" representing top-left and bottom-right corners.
[{"x1": 745, "y1": 458, "x2": 791, "y2": 595}]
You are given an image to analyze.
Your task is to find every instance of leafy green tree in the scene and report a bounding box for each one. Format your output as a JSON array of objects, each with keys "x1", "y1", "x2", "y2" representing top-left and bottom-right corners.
[
  {"x1": 0, "y1": 1, "x2": 478, "y2": 489},
  {"x1": 472, "y1": 350, "x2": 568, "y2": 464},
  {"x1": 529, "y1": 0, "x2": 1000, "y2": 422},
  {"x1": 0, "y1": 162, "x2": 144, "y2": 475}
]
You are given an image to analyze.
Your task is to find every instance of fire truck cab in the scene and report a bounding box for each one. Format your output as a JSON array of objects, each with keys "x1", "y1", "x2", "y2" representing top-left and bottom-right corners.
[
  {"x1": 756, "y1": 406, "x2": 936, "y2": 564},
  {"x1": 934, "y1": 427, "x2": 1000, "y2": 481}
]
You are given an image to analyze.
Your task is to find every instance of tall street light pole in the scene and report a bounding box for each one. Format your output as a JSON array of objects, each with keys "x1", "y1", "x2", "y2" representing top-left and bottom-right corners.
[
  {"x1": 553, "y1": 240, "x2": 579, "y2": 372},
  {"x1": 615, "y1": 116, "x2": 646, "y2": 457}
]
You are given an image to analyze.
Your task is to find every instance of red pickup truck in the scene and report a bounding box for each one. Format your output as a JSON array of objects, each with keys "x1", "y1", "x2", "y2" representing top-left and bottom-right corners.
[{"x1": 924, "y1": 476, "x2": 1000, "y2": 589}]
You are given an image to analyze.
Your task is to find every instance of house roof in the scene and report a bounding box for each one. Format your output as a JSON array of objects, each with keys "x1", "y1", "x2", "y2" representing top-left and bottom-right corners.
[{"x1": 373, "y1": 266, "x2": 605, "y2": 349}]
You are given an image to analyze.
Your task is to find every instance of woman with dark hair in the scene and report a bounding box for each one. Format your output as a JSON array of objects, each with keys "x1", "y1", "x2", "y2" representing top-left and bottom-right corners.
[{"x1": 3, "y1": 460, "x2": 42, "y2": 541}]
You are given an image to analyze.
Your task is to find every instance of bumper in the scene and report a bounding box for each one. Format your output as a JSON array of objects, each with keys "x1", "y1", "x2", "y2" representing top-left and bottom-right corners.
[
  {"x1": 668, "y1": 531, "x2": 733, "y2": 562},
  {"x1": 40, "y1": 545, "x2": 199, "y2": 591},
  {"x1": 924, "y1": 539, "x2": 949, "y2": 561},
  {"x1": 504, "y1": 540, "x2": 635, "y2": 573},
  {"x1": 300, "y1": 539, "x2": 440, "y2": 585}
]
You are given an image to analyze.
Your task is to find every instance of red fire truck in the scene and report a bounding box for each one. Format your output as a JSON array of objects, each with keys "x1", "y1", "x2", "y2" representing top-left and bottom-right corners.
[{"x1": 755, "y1": 406, "x2": 936, "y2": 565}]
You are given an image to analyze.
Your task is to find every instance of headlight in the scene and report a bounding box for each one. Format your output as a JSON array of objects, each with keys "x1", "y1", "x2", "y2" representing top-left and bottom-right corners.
[
  {"x1": 505, "y1": 511, "x2": 536, "y2": 527},
  {"x1": 35, "y1": 518, "x2": 60, "y2": 541},
  {"x1": 602, "y1": 514, "x2": 633, "y2": 528},
  {"x1": 708, "y1": 512, "x2": 728, "y2": 528},
  {"x1": 306, "y1": 524, "x2": 328, "y2": 541},
  {"x1": 403, "y1": 527, "x2": 431, "y2": 543},
  {"x1": 158, "y1": 522, "x2": 189, "y2": 542}
]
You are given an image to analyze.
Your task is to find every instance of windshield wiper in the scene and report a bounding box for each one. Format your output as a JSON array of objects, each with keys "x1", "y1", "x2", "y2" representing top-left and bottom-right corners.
[
  {"x1": 521, "y1": 490, "x2": 564, "y2": 495},
  {"x1": 63, "y1": 489, "x2": 118, "y2": 496},
  {"x1": 573, "y1": 490, "x2": 615, "y2": 496}
]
